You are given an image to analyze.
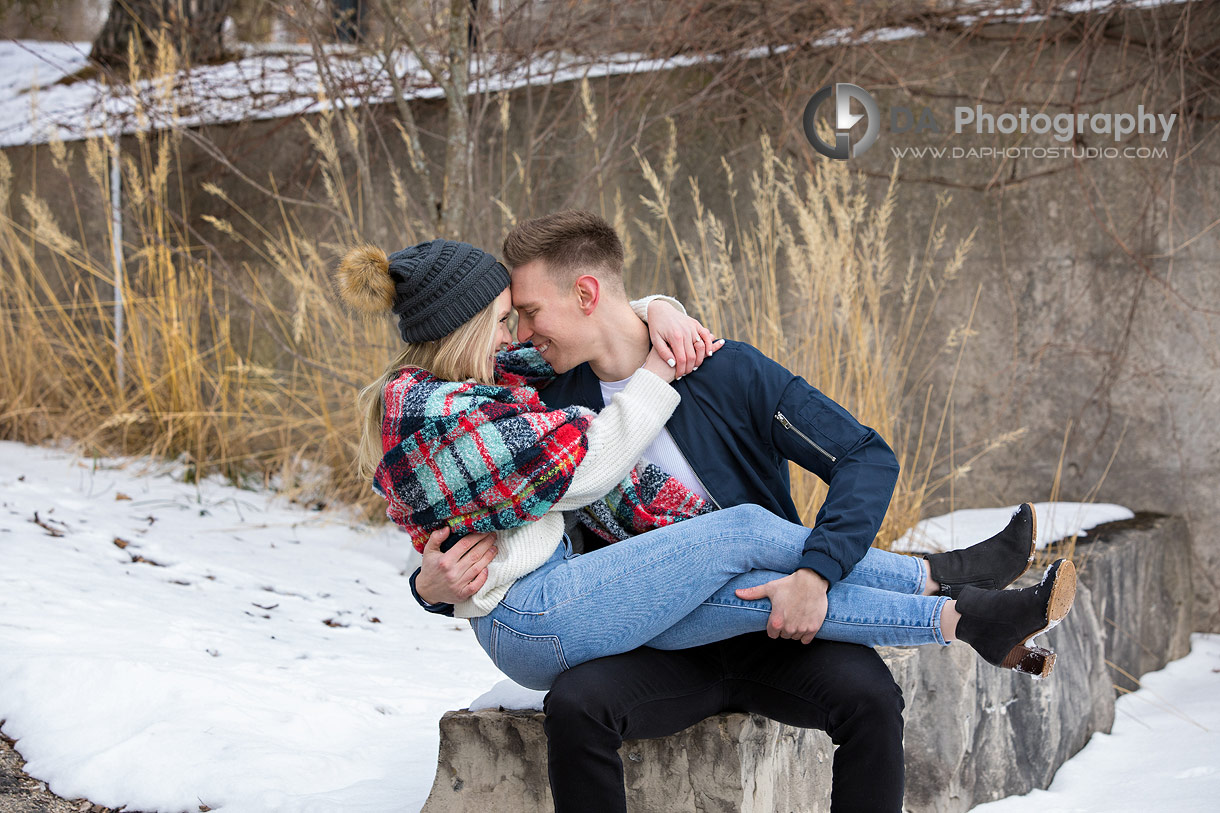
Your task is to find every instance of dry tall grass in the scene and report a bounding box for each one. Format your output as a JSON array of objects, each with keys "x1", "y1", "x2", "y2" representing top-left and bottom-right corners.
[
  {"x1": 0, "y1": 82, "x2": 1005, "y2": 537},
  {"x1": 0, "y1": 109, "x2": 390, "y2": 510}
]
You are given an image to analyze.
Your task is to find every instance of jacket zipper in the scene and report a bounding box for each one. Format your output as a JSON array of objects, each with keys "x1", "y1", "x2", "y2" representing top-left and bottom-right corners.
[
  {"x1": 665, "y1": 424, "x2": 723, "y2": 510},
  {"x1": 687, "y1": 462, "x2": 723, "y2": 510},
  {"x1": 774, "y1": 411, "x2": 838, "y2": 464}
]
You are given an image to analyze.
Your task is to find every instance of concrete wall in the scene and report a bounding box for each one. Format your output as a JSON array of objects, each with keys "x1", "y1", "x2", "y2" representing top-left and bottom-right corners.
[
  {"x1": 837, "y1": 10, "x2": 1220, "y2": 631},
  {"x1": 0, "y1": 0, "x2": 107, "y2": 40}
]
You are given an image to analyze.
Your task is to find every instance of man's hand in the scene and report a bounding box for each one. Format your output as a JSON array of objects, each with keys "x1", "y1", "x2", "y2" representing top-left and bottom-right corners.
[
  {"x1": 735, "y1": 568, "x2": 829, "y2": 644},
  {"x1": 414, "y1": 527, "x2": 498, "y2": 605},
  {"x1": 645, "y1": 299, "x2": 723, "y2": 378}
]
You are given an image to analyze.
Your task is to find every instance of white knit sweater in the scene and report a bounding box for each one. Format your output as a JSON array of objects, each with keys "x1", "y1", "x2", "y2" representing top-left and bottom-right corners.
[{"x1": 453, "y1": 295, "x2": 686, "y2": 618}]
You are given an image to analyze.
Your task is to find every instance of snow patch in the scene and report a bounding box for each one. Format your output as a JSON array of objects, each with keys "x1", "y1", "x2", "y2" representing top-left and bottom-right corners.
[
  {"x1": 468, "y1": 679, "x2": 547, "y2": 712},
  {"x1": 0, "y1": 440, "x2": 501, "y2": 812},
  {"x1": 971, "y1": 633, "x2": 1220, "y2": 812},
  {"x1": 891, "y1": 502, "x2": 1135, "y2": 554}
]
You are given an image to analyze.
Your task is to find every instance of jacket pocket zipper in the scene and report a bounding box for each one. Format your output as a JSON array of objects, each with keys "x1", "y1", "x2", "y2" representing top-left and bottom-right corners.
[{"x1": 775, "y1": 411, "x2": 838, "y2": 464}]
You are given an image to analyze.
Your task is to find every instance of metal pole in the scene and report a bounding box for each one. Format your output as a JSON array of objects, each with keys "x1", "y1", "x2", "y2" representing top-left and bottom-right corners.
[{"x1": 111, "y1": 131, "x2": 124, "y2": 395}]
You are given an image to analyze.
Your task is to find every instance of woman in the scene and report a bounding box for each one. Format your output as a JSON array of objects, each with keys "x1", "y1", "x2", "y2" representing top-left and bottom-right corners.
[{"x1": 339, "y1": 238, "x2": 1076, "y2": 691}]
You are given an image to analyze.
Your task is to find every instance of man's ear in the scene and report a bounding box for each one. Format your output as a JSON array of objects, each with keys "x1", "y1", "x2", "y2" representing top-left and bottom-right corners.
[{"x1": 574, "y1": 275, "x2": 601, "y2": 315}]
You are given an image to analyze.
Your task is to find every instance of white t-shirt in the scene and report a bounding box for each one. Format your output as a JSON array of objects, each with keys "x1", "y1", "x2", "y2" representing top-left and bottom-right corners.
[{"x1": 599, "y1": 375, "x2": 711, "y2": 502}]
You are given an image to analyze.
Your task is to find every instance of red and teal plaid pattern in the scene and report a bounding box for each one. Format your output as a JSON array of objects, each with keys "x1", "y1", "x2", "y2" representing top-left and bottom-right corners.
[
  {"x1": 576, "y1": 461, "x2": 714, "y2": 544},
  {"x1": 374, "y1": 363, "x2": 593, "y2": 551},
  {"x1": 492, "y1": 343, "x2": 555, "y2": 391},
  {"x1": 373, "y1": 344, "x2": 712, "y2": 551}
]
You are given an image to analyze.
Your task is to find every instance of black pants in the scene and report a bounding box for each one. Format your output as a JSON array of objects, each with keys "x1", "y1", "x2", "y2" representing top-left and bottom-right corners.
[{"x1": 543, "y1": 633, "x2": 905, "y2": 813}]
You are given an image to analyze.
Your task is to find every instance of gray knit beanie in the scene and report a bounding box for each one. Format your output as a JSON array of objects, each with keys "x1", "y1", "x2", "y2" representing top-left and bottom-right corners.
[{"x1": 379, "y1": 239, "x2": 510, "y2": 343}]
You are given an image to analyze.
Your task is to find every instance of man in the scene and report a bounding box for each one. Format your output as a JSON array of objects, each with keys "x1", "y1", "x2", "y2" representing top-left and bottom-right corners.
[{"x1": 411, "y1": 210, "x2": 906, "y2": 812}]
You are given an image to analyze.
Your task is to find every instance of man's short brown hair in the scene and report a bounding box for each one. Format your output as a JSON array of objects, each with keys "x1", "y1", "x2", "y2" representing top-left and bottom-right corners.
[{"x1": 502, "y1": 211, "x2": 625, "y2": 286}]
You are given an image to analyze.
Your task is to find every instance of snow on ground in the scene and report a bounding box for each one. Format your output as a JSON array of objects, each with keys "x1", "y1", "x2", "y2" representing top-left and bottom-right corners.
[
  {"x1": 0, "y1": 1, "x2": 1199, "y2": 148},
  {"x1": 971, "y1": 632, "x2": 1220, "y2": 813},
  {"x1": 891, "y1": 502, "x2": 1135, "y2": 554},
  {"x1": 0, "y1": 438, "x2": 1210, "y2": 812},
  {"x1": 0, "y1": 440, "x2": 502, "y2": 812}
]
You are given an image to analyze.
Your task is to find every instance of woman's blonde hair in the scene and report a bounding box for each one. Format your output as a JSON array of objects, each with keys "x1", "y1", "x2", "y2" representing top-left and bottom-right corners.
[{"x1": 336, "y1": 244, "x2": 503, "y2": 481}]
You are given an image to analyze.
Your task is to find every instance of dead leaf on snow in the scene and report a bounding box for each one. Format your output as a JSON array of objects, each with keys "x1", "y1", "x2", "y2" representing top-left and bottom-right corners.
[{"x1": 31, "y1": 511, "x2": 65, "y2": 537}]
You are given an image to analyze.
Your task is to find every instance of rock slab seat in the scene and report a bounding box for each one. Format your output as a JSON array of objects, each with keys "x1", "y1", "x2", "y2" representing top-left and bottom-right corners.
[{"x1": 423, "y1": 514, "x2": 1192, "y2": 813}]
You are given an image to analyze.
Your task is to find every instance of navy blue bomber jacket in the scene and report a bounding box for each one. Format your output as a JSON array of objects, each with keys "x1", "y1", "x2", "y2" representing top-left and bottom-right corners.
[{"x1": 409, "y1": 339, "x2": 901, "y2": 615}]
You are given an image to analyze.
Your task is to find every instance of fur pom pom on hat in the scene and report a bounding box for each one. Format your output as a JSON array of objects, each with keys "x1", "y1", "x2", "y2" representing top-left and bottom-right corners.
[
  {"x1": 336, "y1": 245, "x2": 396, "y2": 314},
  {"x1": 336, "y1": 239, "x2": 510, "y2": 343}
]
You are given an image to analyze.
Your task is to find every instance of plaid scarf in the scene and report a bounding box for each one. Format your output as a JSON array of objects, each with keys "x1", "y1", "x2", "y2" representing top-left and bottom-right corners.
[{"x1": 374, "y1": 345, "x2": 712, "y2": 550}]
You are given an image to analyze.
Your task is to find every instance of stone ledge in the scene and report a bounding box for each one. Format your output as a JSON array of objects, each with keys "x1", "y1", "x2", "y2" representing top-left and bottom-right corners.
[
  {"x1": 426, "y1": 709, "x2": 833, "y2": 813},
  {"x1": 423, "y1": 514, "x2": 1193, "y2": 813},
  {"x1": 1072, "y1": 513, "x2": 1192, "y2": 691}
]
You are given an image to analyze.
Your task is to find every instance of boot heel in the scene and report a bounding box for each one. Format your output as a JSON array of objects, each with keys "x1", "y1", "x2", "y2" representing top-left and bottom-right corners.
[
  {"x1": 1046, "y1": 559, "x2": 1077, "y2": 623},
  {"x1": 1001, "y1": 644, "x2": 1056, "y2": 678}
]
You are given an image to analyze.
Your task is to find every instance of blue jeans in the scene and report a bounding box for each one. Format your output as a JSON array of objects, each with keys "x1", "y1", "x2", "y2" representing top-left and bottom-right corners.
[{"x1": 469, "y1": 504, "x2": 948, "y2": 690}]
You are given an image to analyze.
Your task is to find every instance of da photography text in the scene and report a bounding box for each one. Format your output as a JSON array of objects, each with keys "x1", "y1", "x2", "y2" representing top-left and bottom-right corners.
[{"x1": 805, "y1": 83, "x2": 1177, "y2": 161}]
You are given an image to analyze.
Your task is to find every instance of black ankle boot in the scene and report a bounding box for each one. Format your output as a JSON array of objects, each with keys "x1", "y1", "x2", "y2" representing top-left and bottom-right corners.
[
  {"x1": 925, "y1": 502, "x2": 1037, "y2": 599},
  {"x1": 954, "y1": 558, "x2": 1077, "y2": 678}
]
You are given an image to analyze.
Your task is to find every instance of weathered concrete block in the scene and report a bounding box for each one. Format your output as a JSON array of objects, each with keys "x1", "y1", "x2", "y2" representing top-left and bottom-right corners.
[
  {"x1": 1071, "y1": 514, "x2": 1193, "y2": 691},
  {"x1": 423, "y1": 516, "x2": 1192, "y2": 813},
  {"x1": 423, "y1": 709, "x2": 833, "y2": 813}
]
